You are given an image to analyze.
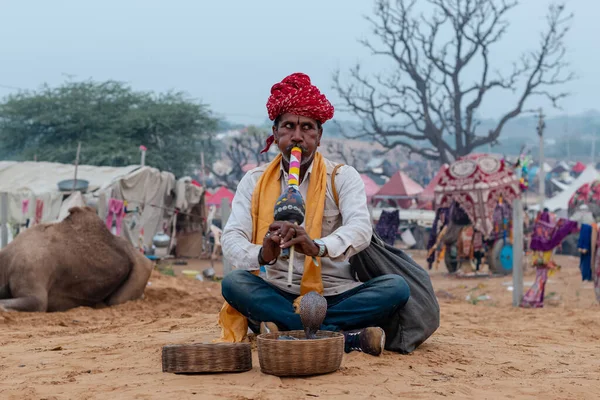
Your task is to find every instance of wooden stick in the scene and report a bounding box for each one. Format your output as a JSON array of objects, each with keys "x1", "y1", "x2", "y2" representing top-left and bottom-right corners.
[
  {"x1": 140, "y1": 145, "x2": 147, "y2": 166},
  {"x1": 287, "y1": 245, "x2": 295, "y2": 287},
  {"x1": 0, "y1": 192, "x2": 8, "y2": 250},
  {"x1": 221, "y1": 197, "x2": 232, "y2": 276},
  {"x1": 72, "y1": 142, "x2": 81, "y2": 191},
  {"x1": 287, "y1": 221, "x2": 299, "y2": 287}
]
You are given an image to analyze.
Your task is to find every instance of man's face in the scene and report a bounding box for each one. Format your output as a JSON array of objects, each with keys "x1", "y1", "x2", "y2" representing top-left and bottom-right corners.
[{"x1": 272, "y1": 113, "x2": 322, "y2": 166}]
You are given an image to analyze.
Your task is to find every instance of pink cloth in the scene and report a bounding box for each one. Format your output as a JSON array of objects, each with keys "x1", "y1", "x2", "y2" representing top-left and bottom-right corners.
[
  {"x1": 21, "y1": 199, "x2": 29, "y2": 215},
  {"x1": 106, "y1": 199, "x2": 125, "y2": 235},
  {"x1": 35, "y1": 200, "x2": 44, "y2": 224},
  {"x1": 521, "y1": 267, "x2": 548, "y2": 308}
]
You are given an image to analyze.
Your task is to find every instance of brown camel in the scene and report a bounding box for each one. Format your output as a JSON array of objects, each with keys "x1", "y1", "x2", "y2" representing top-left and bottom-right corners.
[{"x1": 0, "y1": 206, "x2": 153, "y2": 312}]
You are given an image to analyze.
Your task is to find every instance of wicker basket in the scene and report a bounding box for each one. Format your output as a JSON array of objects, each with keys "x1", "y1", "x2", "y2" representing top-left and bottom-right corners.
[
  {"x1": 162, "y1": 343, "x2": 252, "y2": 374},
  {"x1": 257, "y1": 330, "x2": 344, "y2": 377}
]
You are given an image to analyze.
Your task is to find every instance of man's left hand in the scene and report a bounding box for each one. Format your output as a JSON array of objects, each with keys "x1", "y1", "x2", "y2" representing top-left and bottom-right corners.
[{"x1": 270, "y1": 221, "x2": 320, "y2": 257}]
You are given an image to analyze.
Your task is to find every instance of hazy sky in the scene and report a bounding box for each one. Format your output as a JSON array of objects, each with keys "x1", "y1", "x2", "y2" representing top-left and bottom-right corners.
[{"x1": 0, "y1": 0, "x2": 598, "y2": 125}]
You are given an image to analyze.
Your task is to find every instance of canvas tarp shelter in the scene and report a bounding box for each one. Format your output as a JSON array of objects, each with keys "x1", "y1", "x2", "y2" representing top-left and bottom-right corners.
[
  {"x1": 57, "y1": 191, "x2": 87, "y2": 222},
  {"x1": 171, "y1": 177, "x2": 208, "y2": 258},
  {"x1": 550, "y1": 179, "x2": 569, "y2": 191},
  {"x1": 0, "y1": 161, "x2": 141, "y2": 225},
  {"x1": 530, "y1": 164, "x2": 600, "y2": 212},
  {"x1": 551, "y1": 161, "x2": 569, "y2": 174},
  {"x1": 417, "y1": 164, "x2": 448, "y2": 209},
  {"x1": 0, "y1": 161, "x2": 204, "y2": 249},
  {"x1": 206, "y1": 186, "x2": 235, "y2": 207},
  {"x1": 360, "y1": 174, "x2": 380, "y2": 204},
  {"x1": 97, "y1": 173, "x2": 207, "y2": 250},
  {"x1": 95, "y1": 166, "x2": 177, "y2": 248},
  {"x1": 373, "y1": 171, "x2": 424, "y2": 209},
  {"x1": 174, "y1": 177, "x2": 204, "y2": 213}
]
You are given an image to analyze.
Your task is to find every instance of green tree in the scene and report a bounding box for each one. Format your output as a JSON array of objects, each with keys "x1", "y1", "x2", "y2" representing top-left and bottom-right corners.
[{"x1": 0, "y1": 79, "x2": 218, "y2": 177}]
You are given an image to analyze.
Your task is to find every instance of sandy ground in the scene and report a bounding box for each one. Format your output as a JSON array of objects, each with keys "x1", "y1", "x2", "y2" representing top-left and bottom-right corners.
[{"x1": 2, "y1": 252, "x2": 600, "y2": 400}]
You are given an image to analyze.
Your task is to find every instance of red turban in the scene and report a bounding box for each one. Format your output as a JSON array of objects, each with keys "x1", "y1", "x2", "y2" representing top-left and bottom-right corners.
[{"x1": 261, "y1": 72, "x2": 334, "y2": 153}]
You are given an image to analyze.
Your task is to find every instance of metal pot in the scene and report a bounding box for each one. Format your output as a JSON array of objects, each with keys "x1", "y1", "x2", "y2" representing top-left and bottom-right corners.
[
  {"x1": 57, "y1": 179, "x2": 89, "y2": 192},
  {"x1": 152, "y1": 232, "x2": 170, "y2": 248}
]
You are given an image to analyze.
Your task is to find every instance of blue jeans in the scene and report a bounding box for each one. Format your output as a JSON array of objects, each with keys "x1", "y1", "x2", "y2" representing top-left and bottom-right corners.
[{"x1": 221, "y1": 270, "x2": 410, "y2": 333}]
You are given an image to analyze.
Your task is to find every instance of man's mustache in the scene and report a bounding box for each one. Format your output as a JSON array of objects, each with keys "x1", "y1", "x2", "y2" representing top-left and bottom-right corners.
[{"x1": 285, "y1": 143, "x2": 309, "y2": 154}]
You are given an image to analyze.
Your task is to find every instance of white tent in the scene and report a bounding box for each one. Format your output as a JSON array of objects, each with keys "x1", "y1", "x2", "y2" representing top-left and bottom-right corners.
[
  {"x1": 0, "y1": 161, "x2": 141, "y2": 225},
  {"x1": 550, "y1": 178, "x2": 569, "y2": 191},
  {"x1": 530, "y1": 164, "x2": 600, "y2": 212},
  {"x1": 542, "y1": 162, "x2": 553, "y2": 173},
  {"x1": 94, "y1": 166, "x2": 177, "y2": 248},
  {"x1": 92, "y1": 173, "x2": 206, "y2": 250},
  {"x1": 0, "y1": 161, "x2": 210, "y2": 249}
]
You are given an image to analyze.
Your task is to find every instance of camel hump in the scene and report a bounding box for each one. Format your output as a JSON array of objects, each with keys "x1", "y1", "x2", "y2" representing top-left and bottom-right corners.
[{"x1": 68, "y1": 206, "x2": 97, "y2": 215}]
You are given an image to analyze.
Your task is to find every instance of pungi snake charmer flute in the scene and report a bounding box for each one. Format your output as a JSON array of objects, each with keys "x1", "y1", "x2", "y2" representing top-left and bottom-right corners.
[{"x1": 273, "y1": 146, "x2": 305, "y2": 287}]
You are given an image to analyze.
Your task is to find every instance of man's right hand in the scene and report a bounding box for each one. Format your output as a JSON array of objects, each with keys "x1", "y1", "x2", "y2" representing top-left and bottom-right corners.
[{"x1": 261, "y1": 227, "x2": 282, "y2": 263}]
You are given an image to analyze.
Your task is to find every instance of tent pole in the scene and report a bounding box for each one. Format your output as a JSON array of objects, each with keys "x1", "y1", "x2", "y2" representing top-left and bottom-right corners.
[
  {"x1": 536, "y1": 109, "x2": 545, "y2": 211},
  {"x1": 592, "y1": 128, "x2": 596, "y2": 166},
  {"x1": 72, "y1": 142, "x2": 81, "y2": 192},
  {"x1": 220, "y1": 197, "x2": 232, "y2": 276},
  {"x1": 565, "y1": 117, "x2": 570, "y2": 163},
  {"x1": 0, "y1": 192, "x2": 7, "y2": 249},
  {"x1": 512, "y1": 197, "x2": 524, "y2": 307},
  {"x1": 200, "y1": 151, "x2": 206, "y2": 186}
]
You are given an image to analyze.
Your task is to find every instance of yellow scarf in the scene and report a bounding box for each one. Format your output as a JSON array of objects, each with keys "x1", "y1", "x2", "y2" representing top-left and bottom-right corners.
[{"x1": 215, "y1": 152, "x2": 326, "y2": 342}]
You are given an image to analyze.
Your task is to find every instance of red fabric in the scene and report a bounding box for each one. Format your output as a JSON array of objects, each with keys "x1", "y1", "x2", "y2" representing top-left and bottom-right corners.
[
  {"x1": 266, "y1": 73, "x2": 334, "y2": 123},
  {"x1": 360, "y1": 174, "x2": 380, "y2": 203},
  {"x1": 261, "y1": 72, "x2": 334, "y2": 153},
  {"x1": 373, "y1": 171, "x2": 423, "y2": 209},
  {"x1": 569, "y1": 180, "x2": 600, "y2": 213},
  {"x1": 206, "y1": 186, "x2": 235, "y2": 206},
  {"x1": 375, "y1": 172, "x2": 423, "y2": 197},
  {"x1": 260, "y1": 135, "x2": 275, "y2": 154},
  {"x1": 572, "y1": 162, "x2": 586, "y2": 173}
]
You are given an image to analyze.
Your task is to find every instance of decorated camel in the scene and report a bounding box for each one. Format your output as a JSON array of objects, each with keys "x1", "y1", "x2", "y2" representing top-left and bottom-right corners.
[
  {"x1": 428, "y1": 153, "x2": 521, "y2": 275},
  {"x1": 0, "y1": 206, "x2": 153, "y2": 312}
]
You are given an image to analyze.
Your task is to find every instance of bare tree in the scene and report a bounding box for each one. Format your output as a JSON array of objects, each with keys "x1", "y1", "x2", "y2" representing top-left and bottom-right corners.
[
  {"x1": 324, "y1": 141, "x2": 372, "y2": 173},
  {"x1": 333, "y1": 0, "x2": 574, "y2": 163},
  {"x1": 206, "y1": 126, "x2": 272, "y2": 190}
]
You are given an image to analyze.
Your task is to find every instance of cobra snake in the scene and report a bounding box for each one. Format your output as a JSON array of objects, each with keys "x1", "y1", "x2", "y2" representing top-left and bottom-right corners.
[{"x1": 296, "y1": 291, "x2": 327, "y2": 339}]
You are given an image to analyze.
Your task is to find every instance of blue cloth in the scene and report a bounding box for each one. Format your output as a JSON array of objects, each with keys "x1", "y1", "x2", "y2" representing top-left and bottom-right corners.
[
  {"x1": 578, "y1": 224, "x2": 593, "y2": 281},
  {"x1": 221, "y1": 270, "x2": 410, "y2": 333}
]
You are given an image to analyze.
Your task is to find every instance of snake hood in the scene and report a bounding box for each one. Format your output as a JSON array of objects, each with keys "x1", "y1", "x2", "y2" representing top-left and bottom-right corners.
[{"x1": 298, "y1": 291, "x2": 327, "y2": 339}]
